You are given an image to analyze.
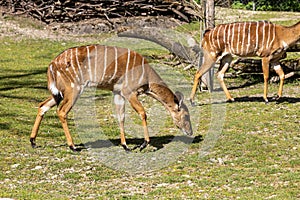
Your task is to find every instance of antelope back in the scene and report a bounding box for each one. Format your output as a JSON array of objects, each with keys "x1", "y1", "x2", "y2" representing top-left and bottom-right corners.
[
  {"x1": 47, "y1": 45, "x2": 159, "y2": 98},
  {"x1": 203, "y1": 21, "x2": 277, "y2": 57}
]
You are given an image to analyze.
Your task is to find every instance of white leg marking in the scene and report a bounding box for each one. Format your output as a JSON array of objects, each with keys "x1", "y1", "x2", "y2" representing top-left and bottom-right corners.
[
  {"x1": 114, "y1": 94, "x2": 125, "y2": 122},
  {"x1": 217, "y1": 72, "x2": 224, "y2": 81},
  {"x1": 282, "y1": 40, "x2": 289, "y2": 50},
  {"x1": 40, "y1": 106, "x2": 50, "y2": 116},
  {"x1": 274, "y1": 64, "x2": 281, "y2": 71}
]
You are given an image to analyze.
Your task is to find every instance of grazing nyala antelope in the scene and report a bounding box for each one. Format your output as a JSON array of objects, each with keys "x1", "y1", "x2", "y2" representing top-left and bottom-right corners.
[
  {"x1": 190, "y1": 21, "x2": 300, "y2": 105},
  {"x1": 30, "y1": 45, "x2": 193, "y2": 151}
]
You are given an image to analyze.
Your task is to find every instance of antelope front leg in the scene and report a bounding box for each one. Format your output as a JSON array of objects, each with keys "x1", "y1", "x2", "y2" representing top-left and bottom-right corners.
[
  {"x1": 262, "y1": 58, "x2": 270, "y2": 103},
  {"x1": 217, "y1": 55, "x2": 234, "y2": 102},
  {"x1": 114, "y1": 94, "x2": 130, "y2": 151},
  {"x1": 128, "y1": 94, "x2": 149, "y2": 151},
  {"x1": 189, "y1": 71, "x2": 202, "y2": 106},
  {"x1": 272, "y1": 63, "x2": 285, "y2": 100},
  {"x1": 189, "y1": 52, "x2": 216, "y2": 106}
]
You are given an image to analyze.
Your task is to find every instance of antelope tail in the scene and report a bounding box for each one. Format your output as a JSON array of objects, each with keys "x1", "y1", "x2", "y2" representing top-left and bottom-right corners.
[{"x1": 47, "y1": 64, "x2": 63, "y2": 105}]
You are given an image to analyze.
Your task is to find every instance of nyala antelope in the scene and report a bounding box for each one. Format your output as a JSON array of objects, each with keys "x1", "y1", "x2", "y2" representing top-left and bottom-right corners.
[
  {"x1": 30, "y1": 45, "x2": 193, "y2": 151},
  {"x1": 190, "y1": 21, "x2": 300, "y2": 105}
]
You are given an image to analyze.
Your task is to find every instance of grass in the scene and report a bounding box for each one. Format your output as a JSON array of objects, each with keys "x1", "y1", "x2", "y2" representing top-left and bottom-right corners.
[{"x1": 0, "y1": 10, "x2": 300, "y2": 199}]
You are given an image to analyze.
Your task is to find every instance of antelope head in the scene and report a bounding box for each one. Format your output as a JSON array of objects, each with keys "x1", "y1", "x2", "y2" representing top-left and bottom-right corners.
[{"x1": 171, "y1": 91, "x2": 193, "y2": 136}]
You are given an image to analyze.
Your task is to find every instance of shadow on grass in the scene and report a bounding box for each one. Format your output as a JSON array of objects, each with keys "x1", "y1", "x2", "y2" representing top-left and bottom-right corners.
[
  {"x1": 234, "y1": 96, "x2": 300, "y2": 104},
  {"x1": 81, "y1": 134, "x2": 203, "y2": 151}
]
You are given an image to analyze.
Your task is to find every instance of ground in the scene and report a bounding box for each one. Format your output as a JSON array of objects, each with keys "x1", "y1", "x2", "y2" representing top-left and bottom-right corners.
[{"x1": 0, "y1": 8, "x2": 299, "y2": 199}]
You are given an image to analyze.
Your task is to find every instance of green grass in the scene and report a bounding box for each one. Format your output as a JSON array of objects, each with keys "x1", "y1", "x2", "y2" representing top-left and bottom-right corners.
[{"x1": 0, "y1": 11, "x2": 300, "y2": 199}]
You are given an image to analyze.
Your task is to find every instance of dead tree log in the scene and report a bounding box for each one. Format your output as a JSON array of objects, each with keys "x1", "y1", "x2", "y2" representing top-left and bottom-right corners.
[
  {"x1": 118, "y1": 27, "x2": 201, "y2": 64},
  {"x1": 0, "y1": 0, "x2": 202, "y2": 24}
]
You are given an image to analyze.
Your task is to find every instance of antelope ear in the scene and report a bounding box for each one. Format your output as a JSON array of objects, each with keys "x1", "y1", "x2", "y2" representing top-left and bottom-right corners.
[{"x1": 174, "y1": 91, "x2": 184, "y2": 108}]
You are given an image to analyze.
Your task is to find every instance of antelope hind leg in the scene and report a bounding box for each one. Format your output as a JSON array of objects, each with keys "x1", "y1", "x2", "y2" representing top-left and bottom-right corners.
[
  {"x1": 30, "y1": 97, "x2": 57, "y2": 148},
  {"x1": 114, "y1": 93, "x2": 131, "y2": 151}
]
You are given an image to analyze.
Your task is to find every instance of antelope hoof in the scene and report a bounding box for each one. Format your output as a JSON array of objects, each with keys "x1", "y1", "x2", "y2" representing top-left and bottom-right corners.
[
  {"x1": 226, "y1": 98, "x2": 235, "y2": 103},
  {"x1": 69, "y1": 145, "x2": 80, "y2": 152},
  {"x1": 264, "y1": 99, "x2": 269, "y2": 104},
  {"x1": 139, "y1": 140, "x2": 149, "y2": 151},
  {"x1": 189, "y1": 98, "x2": 196, "y2": 107},
  {"x1": 272, "y1": 95, "x2": 281, "y2": 101},
  {"x1": 121, "y1": 144, "x2": 131, "y2": 152},
  {"x1": 30, "y1": 138, "x2": 36, "y2": 148}
]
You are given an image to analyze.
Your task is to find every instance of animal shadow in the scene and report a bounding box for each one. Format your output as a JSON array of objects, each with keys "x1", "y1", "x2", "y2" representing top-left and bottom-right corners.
[{"x1": 83, "y1": 134, "x2": 203, "y2": 151}]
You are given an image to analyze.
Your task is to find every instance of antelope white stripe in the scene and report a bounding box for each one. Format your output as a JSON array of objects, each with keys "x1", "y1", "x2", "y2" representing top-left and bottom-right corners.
[
  {"x1": 75, "y1": 48, "x2": 84, "y2": 81},
  {"x1": 231, "y1": 23, "x2": 235, "y2": 54},
  {"x1": 109, "y1": 47, "x2": 118, "y2": 83},
  {"x1": 269, "y1": 23, "x2": 276, "y2": 49},
  {"x1": 236, "y1": 23, "x2": 241, "y2": 54},
  {"x1": 64, "y1": 50, "x2": 68, "y2": 66},
  {"x1": 241, "y1": 22, "x2": 247, "y2": 55},
  {"x1": 266, "y1": 21, "x2": 271, "y2": 49},
  {"x1": 227, "y1": 24, "x2": 232, "y2": 53},
  {"x1": 216, "y1": 25, "x2": 222, "y2": 49},
  {"x1": 255, "y1": 21, "x2": 259, "y2": 52},
  {"x1": 138, "y1": 57, "x2": 145, "y2": 84},
  {"x1": 246, "y1": 22, "x2": 252, "y2": 54},
  {"x1": 86, "y1": 46, "x2": 92, "y2": 81},
  {"x1": 131, "y1": 51, "x2": 137, "y2": 82},
  {"x1": 94, "y1": 45, "x2": 98, "y2": 82},
  {"x1": 125, "y1": 48, "x2": 130, "y2": 86},
  {"x1": 211, "y1": 28, "x2": 217, "y2": 49},
  {"x1": 101, "y1": 46, "x2": 108, "y2": 82},
  {"x1": 70, "y1": 49, "x2": 80, "y2": 82},
  {"x1": 223, "y1": 24, "x2": 228, "y2": 46},
  {"x1": 261, "y1": 21, "x2": 266, "y2": 53}
]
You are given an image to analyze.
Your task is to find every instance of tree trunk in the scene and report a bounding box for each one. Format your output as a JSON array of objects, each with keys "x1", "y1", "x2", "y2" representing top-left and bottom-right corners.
[{"x1": 201, "y1": 0, "x2": 215, "y2": 92}]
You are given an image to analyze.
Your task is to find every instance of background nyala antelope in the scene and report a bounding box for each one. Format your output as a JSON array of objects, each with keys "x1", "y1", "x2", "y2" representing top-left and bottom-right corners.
[
  {"x1": 190, "y1": 21, "x2": 300, "y2": 105},
  {"x1": 30, "y1": 45, "x2": 193, "y2": 151}
]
